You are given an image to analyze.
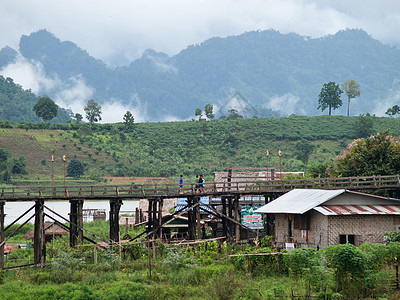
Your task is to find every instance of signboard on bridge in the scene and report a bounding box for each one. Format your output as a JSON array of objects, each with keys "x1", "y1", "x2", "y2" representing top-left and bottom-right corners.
[{"x1": 241, "y1": 206, "x2": 263, "y2": 229}]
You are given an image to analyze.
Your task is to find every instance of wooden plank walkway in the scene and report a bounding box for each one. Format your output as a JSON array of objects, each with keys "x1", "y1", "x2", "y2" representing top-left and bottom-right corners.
[{"x1": 1, "y1": 174, "x2": 400, "y2": 201}]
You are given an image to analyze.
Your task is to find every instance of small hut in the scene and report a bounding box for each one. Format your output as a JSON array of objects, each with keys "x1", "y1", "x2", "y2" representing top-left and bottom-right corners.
[{"x1": 23, "y1": 222, "x2": 68, "y2": 242}]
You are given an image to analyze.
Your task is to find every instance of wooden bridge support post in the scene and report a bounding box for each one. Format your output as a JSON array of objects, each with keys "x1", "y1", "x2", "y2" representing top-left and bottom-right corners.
[
  {"x1": 234, "y1": 195, "x2": 241, "y2": 241},
  {"x1": 77, "y1": 200, "x2": 83, "y2": 243},
  {"x1": 0, "y1": 202, "x2": 4, "y2": 269},
  {"x1": 34, "y1": 200, "x2": 45, "y2": 266},
  {"x1": 228, "y1": 197, "x2": 234, "y2": 239},
  {"x1": 152, "y1": 199, "x2": 157, "y2": 238},
  {"x1": 195, "y1": 196, "x2": 201, "y2": 240},
  {"x1": 187, "y1": 197, "x2": 195, "y2": 240},
  {"x1": 158, "y1": 198, "x2": 163, "y2": 240},
  {"x1": 69, "y1": 200, "x2": 78, "y2": 248},
  {"x1": 147, "y1": 199, "x2": 153, "y2": 236},
  {"x1": 110, "y1": 199, "x2": 122, "y2": 243},
  {"x1": 222, "y1": 197, "x2": 227, "y2": 238}
]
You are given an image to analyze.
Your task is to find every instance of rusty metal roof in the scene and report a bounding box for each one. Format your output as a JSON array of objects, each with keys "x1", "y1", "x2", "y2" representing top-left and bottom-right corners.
[
  {"x1": 314, "y1": 205, "x2": 400, "y2": 215},
  {"x1": 255, "y1": 189, "x2": 346, "y2": 214}
]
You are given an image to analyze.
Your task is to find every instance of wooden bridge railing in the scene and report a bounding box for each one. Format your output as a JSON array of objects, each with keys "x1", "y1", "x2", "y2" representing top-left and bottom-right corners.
[{"x1": 1, "y1": 174, "x2": 400, "y2": 201}]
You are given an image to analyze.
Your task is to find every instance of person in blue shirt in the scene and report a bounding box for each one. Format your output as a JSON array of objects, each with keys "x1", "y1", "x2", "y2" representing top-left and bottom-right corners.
[{"x1": 179, "y1": 175, "x2": 184, "y2": 193}]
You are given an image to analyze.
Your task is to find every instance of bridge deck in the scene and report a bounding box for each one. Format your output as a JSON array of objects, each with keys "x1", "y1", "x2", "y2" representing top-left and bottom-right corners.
[{"x1": 1, "y1": 174, "x2": 400, "y2": 201}]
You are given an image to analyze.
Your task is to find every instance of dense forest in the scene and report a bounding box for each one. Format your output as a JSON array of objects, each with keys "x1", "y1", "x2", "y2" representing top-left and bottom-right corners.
[{"x1": 1, "y1": 29, "x2": 400, "y2": 121}]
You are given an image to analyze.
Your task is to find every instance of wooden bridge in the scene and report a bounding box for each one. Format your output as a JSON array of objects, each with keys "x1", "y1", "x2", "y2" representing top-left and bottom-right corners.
[
  {"x1": 1, "y1": 174, "x2": 400, "y2": 269},
  {"x1": 2, "y1": 174, "x2": 400, "y2": 201}
]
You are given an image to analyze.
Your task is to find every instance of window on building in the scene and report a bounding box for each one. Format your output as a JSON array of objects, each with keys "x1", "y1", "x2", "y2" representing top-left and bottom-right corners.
[
  {"x1": 340, "y1": 234, "x2": 355, "y2": 245},
  {"x1": 293, "y1": 213, "x2": 310, "y2": 230}
]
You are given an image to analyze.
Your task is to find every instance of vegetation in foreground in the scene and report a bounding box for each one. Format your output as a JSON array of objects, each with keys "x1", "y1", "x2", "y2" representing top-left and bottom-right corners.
[{"x1": 2, "y1": 223, "x2": 400, "y2": 299}]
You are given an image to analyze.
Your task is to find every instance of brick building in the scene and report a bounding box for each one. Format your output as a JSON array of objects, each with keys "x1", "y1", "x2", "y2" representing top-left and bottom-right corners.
[{"x1": 256, "y1": 189, "x2": 400, "y2": 249}]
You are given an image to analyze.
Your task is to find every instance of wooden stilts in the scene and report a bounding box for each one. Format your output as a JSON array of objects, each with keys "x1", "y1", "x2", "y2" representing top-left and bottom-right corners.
[
  {"x1": 158, "y1": 198, "x2": 163, "y2": 240},
  {"x1": 34, "y1": 200, "x2": 44, "y2": 266},
  {"x1": 196, "y1": 197, "x2": 201, "y2": 240},
  {"x1": 234, "y1": 195, "x2": 241, "y2": 241},
  {"x1": 110, "y1": 199, "x2": 122, "y2": 242},
  {"x1": 187, "y1": 197, "x2": 195, "y2": 240},
  {"x1": 0, "y1": 202, "x2": 4, "y2": 269},
  {"x1": 77, "y1": 200, "x2": 83, "y2": 244},
  {"x1": 222, "y1": 197, "x2": 227, "y2": 238},
  {"x1": 147, "y1": 199, "x2": 153, "y2": 236},
  {"x1": 152, "y1": 199, "x2": 157, "y2": 238},
  {"x1": 69, "y1": 200, "x2": 78, "y2": 248}
]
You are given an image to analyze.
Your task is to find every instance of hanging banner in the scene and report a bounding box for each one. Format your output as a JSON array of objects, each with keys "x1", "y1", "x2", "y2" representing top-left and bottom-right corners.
[{"x1": 241, "y1": 206, "x2": 263, "y2": 229}]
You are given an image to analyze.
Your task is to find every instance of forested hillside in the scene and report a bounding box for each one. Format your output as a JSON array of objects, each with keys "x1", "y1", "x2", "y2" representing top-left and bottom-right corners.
[
  {"x1": 1, "y1": 115, "x2": 399, "y2": 184},
  {"x1": 0, "y1": 76, "x2": 71, "y2": 123},
  {"x1": 1, "y1": 29, "x2": 399, "y2": 121}
]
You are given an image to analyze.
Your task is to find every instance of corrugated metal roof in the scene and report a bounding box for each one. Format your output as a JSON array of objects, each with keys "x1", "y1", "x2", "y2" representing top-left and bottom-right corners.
[
  {"x1": 255, "y1": 189, "x2": 345, "y2": 214},
  {"x1": 314, "y1": 205, "x2": 400, "y2": 215},
  {"x1": 175, "y1": 197, "x2": 213, "y2": 213}
]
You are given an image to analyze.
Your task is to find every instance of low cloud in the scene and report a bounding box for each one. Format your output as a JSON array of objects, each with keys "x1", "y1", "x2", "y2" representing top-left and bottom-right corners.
[
  {"x1": 372, "y1": 78, "x2": 400, "y2": 116},
  {"x1": 267, "y1": 93, "x2": 304, "y2": 115},
  {"x1": 0, "y1": 55, "x2": 58, "y2": 94}
]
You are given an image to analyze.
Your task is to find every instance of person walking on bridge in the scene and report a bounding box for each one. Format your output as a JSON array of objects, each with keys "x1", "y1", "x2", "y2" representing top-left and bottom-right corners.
[{"x1": 179, "y1": 175, "x2": 184, "y2": 194}]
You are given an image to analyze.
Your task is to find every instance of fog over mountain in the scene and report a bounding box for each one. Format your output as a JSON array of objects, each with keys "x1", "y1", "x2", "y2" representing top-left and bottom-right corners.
[{"x1": 1, "y1": 28, "x2": 400, "y2": 122}]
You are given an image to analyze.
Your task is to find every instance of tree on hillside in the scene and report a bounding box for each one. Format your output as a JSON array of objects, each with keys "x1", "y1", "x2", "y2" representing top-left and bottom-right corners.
[
  {"x1": 84, "y1": 99, "x2": 102, "y2": 123},
  {"x1": 385, "y1": 105, "x2": 400, "y2": 117},
  {"x1": 66, "y1": 159, "x2": 85, "y2": 178},
  {"x1": 317, "y1": 82, "x2": 343, "y2": 116},
  {"x1": 195, "y1": 108, "x2": 202, "y2": 120},
  {"x1": 204, "y1": 104, "x2": 214, "y2": 120},
  {"x1": 294, "y1": 140, "x2": 315, "y2": 171},
  {"x1": 33, "y1": 96, "x2": 58, "y2": 122},
  {"x1": 11, "y1": 156, "x2": 27, "y2": 174},
  {"x1": 354, "y1": 113, "x2": 374, "y2": 137},
  {"x1": 123, "y1": 111, "x2": 134, "y2": 131},
  {"x1": 226, "y1": 109, "x2": 243, "y2": 120},
  {"x1": 75, "y1": 113, "x2": 83, "y2": 123},
  {"x1": 341, "y1": 80, "x2": 360, "y2": 117},
  {"x1": 330, "y1": 131, "x2": 400, "y2": 177}
]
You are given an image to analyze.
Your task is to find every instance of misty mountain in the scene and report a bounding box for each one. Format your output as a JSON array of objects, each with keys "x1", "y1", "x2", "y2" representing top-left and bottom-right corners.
[
  {"x1": 0, "y1": 75, "x2": 71, "y2": 123},
  {"x1": 1, "y1": 29, "x2": 400, "y2": 121}
]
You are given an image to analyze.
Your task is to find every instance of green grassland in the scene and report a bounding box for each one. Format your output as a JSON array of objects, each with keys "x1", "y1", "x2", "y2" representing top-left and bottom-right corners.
[{"x1": 1, "y1": 115, "x2": 400, "y2": 184}]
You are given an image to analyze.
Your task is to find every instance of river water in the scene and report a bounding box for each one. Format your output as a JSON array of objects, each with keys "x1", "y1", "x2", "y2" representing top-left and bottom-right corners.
[{"x1": 3, "y1": 200, "x2": 140, "y2": 226}]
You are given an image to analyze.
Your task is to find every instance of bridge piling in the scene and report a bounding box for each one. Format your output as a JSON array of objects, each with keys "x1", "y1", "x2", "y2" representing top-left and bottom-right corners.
[
  {"x1": 0, "y1": 202, "x2": 4, "y2": 269},
  {"x1": 110, "y1": 199, "x2": 122, "y2": 243},
  {"x1": 33, "y1": 200, "x2": 45, "y2": 266}
]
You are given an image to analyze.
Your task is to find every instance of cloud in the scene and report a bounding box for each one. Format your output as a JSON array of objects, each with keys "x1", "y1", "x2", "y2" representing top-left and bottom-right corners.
[
  {"x1": 267, "y1": 93, "x2": 304, "y2": 115},
  {"x1": 0, "y1": 55, "x2": 58, "y2": 94},
  {"x1": 372, "y1": 78, "x2": 400, "y2": 116},
  {"x1": 101, "y1": 94, "x2": 149, "y2": 123},
  {"x1": 1, "y1": 1, "x2": 399, "y2": 66}
]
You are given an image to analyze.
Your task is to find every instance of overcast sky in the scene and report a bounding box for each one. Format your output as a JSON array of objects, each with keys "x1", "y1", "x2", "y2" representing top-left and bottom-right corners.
[
  {"x1": 1, "y1": 0, "x2": 400, "y2": 122},
  {"x1": 2, "y1": 0, "x2": 400, "y2": 66}
]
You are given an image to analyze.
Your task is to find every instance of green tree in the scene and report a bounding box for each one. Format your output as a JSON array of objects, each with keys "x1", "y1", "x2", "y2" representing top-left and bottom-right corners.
[
  {"x1": 226, "y1": 109, "x2": 243, "y2": 120},
  {"x1": 204, "y1": 104, "x2": 214, "y2": 120},
  {"x1": 317, "y1": 82, "x2": 343, "y2": 116},
  {"x1": 74, "y1": 113, "x2": 83, "y2": 123},
  {"x1": 195, "y1": 108, "x2": 202, "y2": 120},
  {"x1": 341, "y1": 80, "x2": 360, "y2": 117},
  {"x1": 84, "y1": 99, "x2": 102, "y2": 123},
  {"x1": 0, "y1": 148, "x2": 11, "y2": 162},
  {"x1": 33, "y1": 96, "x2": 58, "y2": 122},
  {"x1": 385, "y1": 105, "x2": 400, "y2": 117},
  {"x1": 294, "y1": 140, "x2": 315, "y2": 171},
  {"x1": 66, "y1": 159, "x2": 85, "y2": 178},
  {"x1": 331, "y1": 131, "x2": 400, "y2": 177},
  {"x1": 123, "y1": 111, "x2": 134, "y2": 130},
  {"x1": 11, "y1": 156, "x2": 27, "y2": 174},
  {"x1": 354, "y1": 113, "x2": 374, "y2": 137}
]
